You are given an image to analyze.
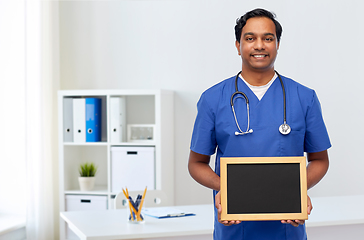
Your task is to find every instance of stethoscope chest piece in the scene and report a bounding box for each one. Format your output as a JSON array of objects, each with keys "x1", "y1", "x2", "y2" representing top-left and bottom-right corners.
[{"x1": 279, "y1": 123, "x2": 291, "y2": 135}]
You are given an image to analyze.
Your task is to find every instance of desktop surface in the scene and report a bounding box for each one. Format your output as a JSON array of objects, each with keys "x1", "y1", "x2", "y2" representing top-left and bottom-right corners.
[
  {"x1": 61, "y1": 204, "x2": 214, "y2": 240},
  {"x1": 61, "y1": 196, "x2": 364, "y2": 240}
]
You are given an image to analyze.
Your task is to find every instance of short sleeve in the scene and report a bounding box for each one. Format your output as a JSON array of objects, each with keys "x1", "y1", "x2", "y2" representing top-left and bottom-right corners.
[
  {"x1": 304, "y1": 91, "x2": 331, "y2": 153},
  {"x1": 190, "y1": 92, "x2": 217, "y2": 156}
]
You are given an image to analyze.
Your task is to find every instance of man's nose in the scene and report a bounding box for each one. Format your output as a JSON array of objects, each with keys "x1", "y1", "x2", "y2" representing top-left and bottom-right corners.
[{"x1": 254, "y1": 38, "x2": 265, "y2": 50}]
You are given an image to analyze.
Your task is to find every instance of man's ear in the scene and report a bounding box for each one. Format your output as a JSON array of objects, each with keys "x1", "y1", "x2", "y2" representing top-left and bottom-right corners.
[
  {"x1": 277, "y1": 40, "x2": 280, "y2": 50},
  {"x1": 235, "y1": 40, "x2": 241, "y2": 55}
]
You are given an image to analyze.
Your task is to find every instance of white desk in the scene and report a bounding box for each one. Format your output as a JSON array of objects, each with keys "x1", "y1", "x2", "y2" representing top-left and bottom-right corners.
[
  {"x1": 307, "y1": 195, "x2": 364, "y2": 227},
  {"x1": 306, "y1": 195, "x2": 364, "y2": 240},
  {"x1": 60, "y1": 204, "x2": 214, "y2": 240},
  {"x1": 60, "y1": 196, "x2": 364, "y2": 240}
]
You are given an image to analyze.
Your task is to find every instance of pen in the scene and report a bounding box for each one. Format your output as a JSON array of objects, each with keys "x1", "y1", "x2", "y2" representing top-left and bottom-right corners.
[
  {"x1": 137, "y1": 187, "x2": 147, "y2": 218},
  {"x1": 122, "y1": 188, "x2": 135, "y2": 221},
  {"x1": 167, "y1": 213, "x2": 186, "y2": 217},
  {"x1": 135, "y1": 194, "x2": 142, "y2": 209}
]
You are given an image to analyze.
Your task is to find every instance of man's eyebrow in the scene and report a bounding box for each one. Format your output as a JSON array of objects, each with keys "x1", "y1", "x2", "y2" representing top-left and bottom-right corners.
[
  {"x1": 243, "y1": 32, "x2": 255, "y2": 37},
  {"x1": 243, "y1": 32, "x2": 276, "y2": 37}
]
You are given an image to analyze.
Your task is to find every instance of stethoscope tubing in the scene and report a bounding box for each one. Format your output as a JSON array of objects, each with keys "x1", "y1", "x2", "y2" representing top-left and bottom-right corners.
[
  {"x1": 231, "y1": 70, "x2": 290, "y2": 135},
  {"x1": 276, "y1": 70, "x2": 287, "y2": 125}
]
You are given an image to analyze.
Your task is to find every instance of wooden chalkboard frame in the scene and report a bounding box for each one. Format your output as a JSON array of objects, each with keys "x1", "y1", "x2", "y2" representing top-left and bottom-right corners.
[{"x1": 220, "y1": 157, "x2": 307, "y2": 221}]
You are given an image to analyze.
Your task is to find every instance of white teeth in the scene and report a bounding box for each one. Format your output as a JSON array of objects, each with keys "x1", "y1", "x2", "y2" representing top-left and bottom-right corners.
[{"x1": 253, "y1": 55, "x2": 266, "y2": 58}]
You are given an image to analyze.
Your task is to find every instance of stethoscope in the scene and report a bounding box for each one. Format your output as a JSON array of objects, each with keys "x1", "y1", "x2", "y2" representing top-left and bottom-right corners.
[{"x1": 231, "y1": 70, "x2": 291, "y2": 136}]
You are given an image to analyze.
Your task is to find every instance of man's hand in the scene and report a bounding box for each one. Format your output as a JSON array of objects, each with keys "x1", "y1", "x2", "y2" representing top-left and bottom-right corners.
[
  {"x1": 281, "y1": 195, "x2": 313, "y2": 227},
  {"x1": 215, "y1": 191, "x2": 241, "y2": 226}
]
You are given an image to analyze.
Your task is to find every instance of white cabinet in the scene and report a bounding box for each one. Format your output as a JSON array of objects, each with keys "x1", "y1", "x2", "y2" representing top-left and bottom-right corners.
[{"x1": 58, "y1": 89, "x2": 174, "y2": 240}]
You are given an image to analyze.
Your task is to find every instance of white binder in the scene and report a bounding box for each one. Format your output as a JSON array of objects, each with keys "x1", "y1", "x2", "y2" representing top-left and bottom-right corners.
[
  {"x1": 109, "y1": 97, "x2": 126, "y2": 143},
  {"x1": 73, "y1": 98, "x2": 86, "y2": 142},
  {"x1": 63, "y1": 98, "x2": 73, "y2": 142},
  {"x1": 111, "y1": 146, "x2": 155, "y2": 192}
]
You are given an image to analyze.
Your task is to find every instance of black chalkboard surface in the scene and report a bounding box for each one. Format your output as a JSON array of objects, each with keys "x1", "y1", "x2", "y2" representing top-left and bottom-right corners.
[{"x1": 220, "y1": 157, "x2": 307, "y2": 221}]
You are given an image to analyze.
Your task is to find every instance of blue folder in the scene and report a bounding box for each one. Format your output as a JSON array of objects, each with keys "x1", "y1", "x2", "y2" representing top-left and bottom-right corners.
[{"x1": 85, "y1": 98, "x2": 101, "y2": 142}]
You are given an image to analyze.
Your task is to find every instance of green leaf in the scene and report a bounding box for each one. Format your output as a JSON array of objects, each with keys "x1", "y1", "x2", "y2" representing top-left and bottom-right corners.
[{"x1": 78, "y1": 162, "x2": 98, "y2": 177}]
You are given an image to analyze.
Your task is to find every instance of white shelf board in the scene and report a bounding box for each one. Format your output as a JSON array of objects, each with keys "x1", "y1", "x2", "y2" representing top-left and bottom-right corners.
[
  {"x1": 63, "y1": 142, "x2": 108, "y2": 146},
  {"x1": 58, "y1": 89, "x2": 171, "y2": 97},
  {"x1": 65, "y1": 186, "x2": 108, "y2": 195},
  {"x1": 63, "y1": 142, "x2": 156, "y2": 147},
  {"x1": 109, "y1": 142, "x2": 156, "y2": 146}
]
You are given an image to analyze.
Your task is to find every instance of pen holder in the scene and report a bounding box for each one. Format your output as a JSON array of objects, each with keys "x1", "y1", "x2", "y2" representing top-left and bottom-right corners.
[
  {"x1": 128, "y1": 211, "x2": 145, "y2": 224},
  {"x1": 127, "y1": 199, "x2": 145, "y2": 224},
  {"x1": 123, "y1": 187, "x2": 147, "y2": 224}
]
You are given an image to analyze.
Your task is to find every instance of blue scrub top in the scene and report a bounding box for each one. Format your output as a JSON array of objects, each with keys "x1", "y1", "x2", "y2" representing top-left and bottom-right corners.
[{"x1": 190, "y1": 74, "x2": 331, "y2": 240}]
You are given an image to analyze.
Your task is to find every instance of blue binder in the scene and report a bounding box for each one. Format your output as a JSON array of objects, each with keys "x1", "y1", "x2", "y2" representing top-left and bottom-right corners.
[{"x1": 85, "y1": 98, "x2": 101, "y2": 142}]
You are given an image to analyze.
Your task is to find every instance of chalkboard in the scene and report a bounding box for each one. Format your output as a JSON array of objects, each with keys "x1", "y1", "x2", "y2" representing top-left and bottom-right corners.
[{"x1": 220, "y1": 157, "x2": 307, "y2": 221}]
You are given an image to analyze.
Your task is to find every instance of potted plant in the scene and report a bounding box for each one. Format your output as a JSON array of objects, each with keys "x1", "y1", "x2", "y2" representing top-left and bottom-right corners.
[{"x1": 78, "y1": 162, "x2": 98, "y2": 191}]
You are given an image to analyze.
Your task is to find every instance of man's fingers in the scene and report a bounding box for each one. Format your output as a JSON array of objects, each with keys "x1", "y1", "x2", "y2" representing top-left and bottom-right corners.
[
  {"x1": 288, "y1": 220, "x2": 299, "y2": 227},
  {"x1": 281, "y1": 220, "x2": 304, "y2": 227},
  {"x1": 307, "y1": 195, "x2": 313, "y2": 215}
]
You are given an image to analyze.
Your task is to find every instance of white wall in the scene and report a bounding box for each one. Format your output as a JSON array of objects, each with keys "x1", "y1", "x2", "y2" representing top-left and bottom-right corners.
[{"x1": 59, "y1": 0, "x2": 364, "y2": 206}]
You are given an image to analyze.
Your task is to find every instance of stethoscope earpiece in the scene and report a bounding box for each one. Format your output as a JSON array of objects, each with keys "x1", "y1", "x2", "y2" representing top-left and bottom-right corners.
[{"x1": 232, "y1": 71, "x2": 291, "y2": 136}]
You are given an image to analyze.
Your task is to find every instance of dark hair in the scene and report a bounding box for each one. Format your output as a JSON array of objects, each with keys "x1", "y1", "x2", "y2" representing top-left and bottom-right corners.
[{"x1": 234, "y1": 8, "x2": 282, "y2": 42}]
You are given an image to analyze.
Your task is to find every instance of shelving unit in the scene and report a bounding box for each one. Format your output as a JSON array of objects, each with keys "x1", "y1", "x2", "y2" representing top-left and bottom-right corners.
[{"x1": 58, "y1": 89, "x2": 174, "y2": 240}]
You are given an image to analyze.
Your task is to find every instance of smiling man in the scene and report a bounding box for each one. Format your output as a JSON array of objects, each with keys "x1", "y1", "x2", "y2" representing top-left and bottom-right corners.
[{"x1": 188, "y1": 8, "x2": 331, "y2": 240}]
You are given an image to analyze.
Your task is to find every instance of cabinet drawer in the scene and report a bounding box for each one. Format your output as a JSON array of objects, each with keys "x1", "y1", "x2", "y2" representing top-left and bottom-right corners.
[
  {"x1": 111, "y1": 146, "x2": 155, "y2": 192},
  {"x1": 65, "y1": 195, "x2": 107, "y2": 211}
]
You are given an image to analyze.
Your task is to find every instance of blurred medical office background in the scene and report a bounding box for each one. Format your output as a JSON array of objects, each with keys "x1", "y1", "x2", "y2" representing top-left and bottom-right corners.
[{"x1": 0, "y1": 0, "x2": 362, "y2": 239}]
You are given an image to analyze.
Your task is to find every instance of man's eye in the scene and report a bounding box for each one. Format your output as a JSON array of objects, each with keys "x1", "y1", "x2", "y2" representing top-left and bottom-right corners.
[
  {"x1": 265, "y1": 38, "x2": 274, "y2": 41},
  {"x1": 246, "y1": 37, "x2": 254, "y2": 41}
]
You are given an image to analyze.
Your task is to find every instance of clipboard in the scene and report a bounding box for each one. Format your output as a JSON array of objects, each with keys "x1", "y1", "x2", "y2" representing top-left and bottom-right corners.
[{"x1": 142, "y1": 207, "x2": 196, "y2": 219}]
